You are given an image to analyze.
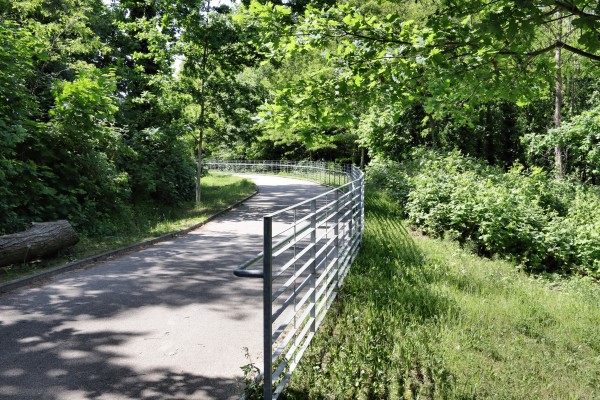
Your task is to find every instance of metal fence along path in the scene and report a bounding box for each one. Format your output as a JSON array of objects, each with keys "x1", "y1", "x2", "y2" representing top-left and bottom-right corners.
[{"x1": 206, "y1": 160, "x2": 365, "y2": 399}]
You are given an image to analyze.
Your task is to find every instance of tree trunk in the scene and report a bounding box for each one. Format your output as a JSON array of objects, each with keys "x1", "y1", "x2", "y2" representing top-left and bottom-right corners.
[
  {"x1": 196, "y1": 78, "x2": 206, "y2": 205},
  {"x1": 195, "y1": 22, "x2": 210, "y2": 205},
  {"x1": 0, "y1": 220, "x2": 79, "y2": 267},
  {"x1": 554, "y1": 13, "x2": 564, "y2": 179},
  {"x1": 360, "y1": 146, "x2": 365, "y2": 169},
  {"x1": 196, "y1": 128, "x2": 203, "y2": 204}
]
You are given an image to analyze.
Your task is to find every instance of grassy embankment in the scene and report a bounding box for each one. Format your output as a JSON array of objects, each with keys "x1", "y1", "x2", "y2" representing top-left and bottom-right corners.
[
  {"x1": 0, "y1": 173, "x2": 256, "y2": 283},
  {"x1": 282, "y1": 189, "x2": 600, "y2": 399}
]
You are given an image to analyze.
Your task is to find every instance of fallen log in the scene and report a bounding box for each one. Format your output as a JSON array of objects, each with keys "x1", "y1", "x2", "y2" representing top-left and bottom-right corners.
[{"x1": 0, "y1": 220, "x2": 79, "y2": 267}]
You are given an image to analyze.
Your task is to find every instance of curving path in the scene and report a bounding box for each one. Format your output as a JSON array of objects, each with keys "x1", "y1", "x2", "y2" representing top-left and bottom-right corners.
[{"x1": 0, "y1": 175, "x2": 329, "y2": 400}]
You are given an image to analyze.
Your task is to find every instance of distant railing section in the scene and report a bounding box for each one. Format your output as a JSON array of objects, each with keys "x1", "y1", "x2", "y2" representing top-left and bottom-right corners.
[
  {"x1": 205, "y1": 160, "x2": 365, "y2": 399},
  {"x1": 205, "y1": 159, "x2": 352, "y2": 188}
]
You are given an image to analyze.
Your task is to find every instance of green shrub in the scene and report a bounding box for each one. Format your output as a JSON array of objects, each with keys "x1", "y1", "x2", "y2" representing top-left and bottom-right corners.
[
  {"x1": 126, "y1": 127, "x2": 195, "y2": 206},
  {"x1": 366, "y1": 157, "x2": 415, "y2": 206},
  {"x1": 369, "y1": 149, "x2": 600, "y2": 277},
  {"x1": 472, "y1": 169, "x2": 549, "y2": 268},
  {"x1": 523, "y1": 103, "x2": 600, "y2": 184},
  {"x1": 547, "y1": 188, "x2": 600, "y2": 276}
]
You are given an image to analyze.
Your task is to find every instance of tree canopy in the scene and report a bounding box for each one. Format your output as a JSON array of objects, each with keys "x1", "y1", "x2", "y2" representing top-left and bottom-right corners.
[{"x1": 0, "y1": 0, "x2": 599, "y2": 235}]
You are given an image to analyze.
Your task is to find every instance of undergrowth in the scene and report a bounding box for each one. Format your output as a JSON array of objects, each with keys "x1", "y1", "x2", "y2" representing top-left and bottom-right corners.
[
  {"x1": 367, "y1": 150, "x2": 600, "y2": 277},
  {"x1": 281, "y1": 189, "x2": 600, "y2": 399}
]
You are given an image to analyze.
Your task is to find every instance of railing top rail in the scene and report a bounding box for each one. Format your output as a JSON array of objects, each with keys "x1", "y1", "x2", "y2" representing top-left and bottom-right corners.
[
  {"x1": 266, "y1": 174, "x2": 361, "y2": 218},
  {"x1": 207, "y1": 159, "x2": 363, "y2": 219},
  {"x1": 210, "y1": 160, "x2": 363, "y2": 280}
]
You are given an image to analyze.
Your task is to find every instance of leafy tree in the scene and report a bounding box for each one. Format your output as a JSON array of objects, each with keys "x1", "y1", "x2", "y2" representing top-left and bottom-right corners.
[
  {"x1": 9, "y1": 0, "x2": 111, "y2": 115},
  {"x1": 239, "y1": 0, "x2": 600, "y2": 166},
  {"x1": 103, "y1": 0, "x2": 197, "y2": 205},
  {"x1": 176, "y1": 0, "x2": 260, "y2": 203},
  {"x1": 240, "y1": 0, "x2": 338, "y2": 15},
  {"x1": 0, "y1": 0, "x2": 124, "y2": 233},
  {"x1": 0, "y1": 20, "x2": 39, "y2": 233},
  {"x1": 37, "y1": 70, "x2": 131, "y2": 231}
]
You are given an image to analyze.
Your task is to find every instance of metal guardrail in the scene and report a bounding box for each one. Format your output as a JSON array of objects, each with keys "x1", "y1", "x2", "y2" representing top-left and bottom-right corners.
[{"x1": 206, "y1": 160, "x2": 365, "y2": 399}]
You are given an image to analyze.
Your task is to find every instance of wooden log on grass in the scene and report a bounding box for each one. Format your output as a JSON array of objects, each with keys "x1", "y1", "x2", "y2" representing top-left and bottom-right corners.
[{"x1": 0, "y1": 220, "x2": 79, "y2": 267}]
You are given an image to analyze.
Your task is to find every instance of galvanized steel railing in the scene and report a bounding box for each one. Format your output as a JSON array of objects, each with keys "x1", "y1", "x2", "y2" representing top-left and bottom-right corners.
[{"x1": 205, "y1": 160, "x2": 364, "y2": 399}]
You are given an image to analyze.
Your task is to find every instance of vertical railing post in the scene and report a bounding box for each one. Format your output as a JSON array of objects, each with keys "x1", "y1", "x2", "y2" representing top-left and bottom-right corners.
[
  {"x1": 360, "y1": 175, "x2": 365, "y2": 236},
  {"x1": 334, "y1": 189, "x2": 340, "y2": 290},
  {"x1": 349, "y1": 180, "x2": 354, "y2": 241},
  {"x1": 310, "y1": 199, "x2": 317, "y2": 333},
  {"x1": 263, "y1": 216, "x2": 273, "y2": 400}
]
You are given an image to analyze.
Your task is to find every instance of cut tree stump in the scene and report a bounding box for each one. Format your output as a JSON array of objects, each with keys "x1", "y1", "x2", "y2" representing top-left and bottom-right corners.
[{"x1": 0, "y1": 220, "x2": 79, "y2": 268}]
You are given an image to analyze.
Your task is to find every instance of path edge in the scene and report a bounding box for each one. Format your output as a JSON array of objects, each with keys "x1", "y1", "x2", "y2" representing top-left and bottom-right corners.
[{"x1": 0, "y1": 190, "x2": 259, "y2": 294}]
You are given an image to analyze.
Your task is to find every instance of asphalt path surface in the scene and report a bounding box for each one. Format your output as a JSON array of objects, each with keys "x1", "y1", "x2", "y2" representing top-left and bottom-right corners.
[{"x1": 0, "y1": 175, "x2": 329, "y2": 400}]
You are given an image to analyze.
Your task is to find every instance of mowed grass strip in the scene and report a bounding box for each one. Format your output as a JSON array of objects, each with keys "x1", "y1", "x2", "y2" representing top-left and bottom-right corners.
[
  {"x1": 1, "y1": 173, "x2": 256, "y2": 282},
  {"x1": 282, "y1": 189, "x2": 600, "y2": 400}
]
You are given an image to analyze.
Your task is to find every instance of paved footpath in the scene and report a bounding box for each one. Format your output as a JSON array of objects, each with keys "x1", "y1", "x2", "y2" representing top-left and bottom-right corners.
[{"x1": 0, "y1": 175, "x2": 329, "y2": 400}]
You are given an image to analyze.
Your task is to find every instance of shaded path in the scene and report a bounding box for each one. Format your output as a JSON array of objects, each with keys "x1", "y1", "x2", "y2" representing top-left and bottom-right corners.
[{"x1": 0, "y1": 175, "x2": 329, "y2": 400}]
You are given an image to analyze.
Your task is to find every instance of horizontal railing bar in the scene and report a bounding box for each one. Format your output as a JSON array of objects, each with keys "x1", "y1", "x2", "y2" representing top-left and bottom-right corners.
[
  {"x1": 314, "y1": 229, "x2": 337, "y2": 251},
  {"x1": 234, "y1": 222, "x2": 342, "y2": 279},
  {"x1": 233, "y1": 268, "x2": 264, "y2": 278},
  {"x1": 316, "y1": 288, "x2": 337, "y2": 332},
  {"x1": 339, "y1": 207, "x2": 353, "y2": 223},
  {"x1": 272, "y1": 303, "x2": 313, "y2": 356},
  {"x1": 339, "y1": 237, "x2": 361, "y2": 279},
  {"x1": 272, "y1": 197, "x2": 346, "y2": 242},
  {"x1": 311, "y1": 237, "x2": 336, "y2": 270},
  {"x1": 272, "y1": 231, "x2": 335, "y2": 283},
  {"x1": 272, "y1": 227, "x2": 313, "y2": 259},
  {"x1": 315, "y1": 277, "x2": 336, "y2": 309},
  {"x1": 314, "y1": 256, "x2": 338, "y2": 291},
  {"x1": 272, "y1": 215, "x2": 311, "y2": 238},
  {"x1": 318, "y1": 208, "x2": 342, "y2": 227},
  {"x1": 275, "y1": 333, "x2": 313, "y2": 388},
  {"x1": 271, "y1": 254, "x2": 315, "y2": 302},
  {"x1": 271, "y1": 195, "x2": 346, "y2": 238},
  {"x1": 274, "y1": 314, "x2": 314, "y2": 369},
  {"x1": 273, "y1": 242, "x2": 314, "y2": 279},
  {"x1": 233, "y1": 252, "x2": 264, "y2": 278},
  {"x1": 271, "y1": 278, "x2": 313, "y2": 322},
  {"x1": 271, "y1": 310, "x2": 297, "y2": 346},
  {"x1": 272, "y1": 276, "x2": 313, "y2": 323},
  {"x1": 267, "y1": 183, "x2": 356, "y2": 218},
  {"x1": 273, "y1": 331, "x2": 313, "y2": 398},
  {"x1": 271, "y1": 229, "x2": 310, "y2": 255},
  {"x1": 271, "y1": 358, "x2": 289, "y2": 389},
  {"x1": 270, "y1": 187, "x2": 355, "y2": 226},
  {"x1": 339, "y1": 233, "x2": 359, "y2": 260}
]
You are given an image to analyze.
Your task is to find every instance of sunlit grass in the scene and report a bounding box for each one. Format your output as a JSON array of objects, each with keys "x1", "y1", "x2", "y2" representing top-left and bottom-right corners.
[
  {"x1": 281, "y1": 189, "x2": 600, "y2": 399},
  {"x1": 0, "y1": 174, "x2": 256, "y2": 282}
]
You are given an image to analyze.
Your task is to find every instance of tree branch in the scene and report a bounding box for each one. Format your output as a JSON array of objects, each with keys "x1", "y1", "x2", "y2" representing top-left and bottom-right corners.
[
  {"x1": 337, "y1": 27, "x2": 412, "y2": 46},
  {"x1": 560, "y1": 41, "x2": 600, "y2": 61},
  {"x1": 497, "y1": 41, "x2": 600, "y2": 62},
  {"x1": 555, "y1": 1, "x2": 600, "y2": 20}
]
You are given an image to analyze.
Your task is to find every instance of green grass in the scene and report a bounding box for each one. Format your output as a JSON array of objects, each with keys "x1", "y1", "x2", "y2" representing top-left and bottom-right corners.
[
  {"x1": 282, "y1": 189, "x2": 600, "y2": 399},
  {"x1": 0, "y1": 174, "x2": 256, "y2": 283}
]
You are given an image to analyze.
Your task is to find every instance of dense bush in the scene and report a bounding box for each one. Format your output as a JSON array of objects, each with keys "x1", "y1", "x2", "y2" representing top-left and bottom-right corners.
[
  {"x1": 523, "y1": 103, "x2": 600, "y2": 184},
  {"x1": 367, "y1": 150, "x2": 600, "y2": 277},
  {"x1": 125, "y1": 127, "x2": 195, "y2": 205}
]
